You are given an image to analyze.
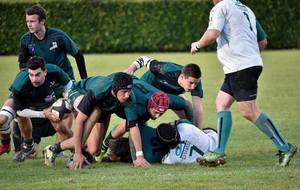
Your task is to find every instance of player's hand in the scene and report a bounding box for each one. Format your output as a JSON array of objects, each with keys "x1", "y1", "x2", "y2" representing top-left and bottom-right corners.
[
  {"x1": 191, "y1": 41, "x2": 200, "y2": 54},
  {"x1": 43, "y1": 107, "x2": 60, "y2": 123},
  {"x1": 133, "y1": 156, "x2": 151, "y2": 168},
  {"x1": 72, "y1": 152, "x2": 90, "y2": 169}
]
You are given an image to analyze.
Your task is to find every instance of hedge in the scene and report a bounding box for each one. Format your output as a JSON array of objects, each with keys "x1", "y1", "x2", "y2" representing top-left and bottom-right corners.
[{"x1": 0, "y1": 0, "x2": 299, "y2": 54}]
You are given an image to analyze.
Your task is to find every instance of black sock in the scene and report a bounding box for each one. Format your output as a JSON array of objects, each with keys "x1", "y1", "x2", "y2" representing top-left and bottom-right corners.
[
  {"x1": 24, "y1": 139, "x2": 33, "y2": 145},
  {"x1": 1, "y1": 138, "x2": 11, "y2": 145},
  {"x1": 103, "y1": 132, "x2": 114, "y2": 148},
  {"x1": 50, "y1": 143, "x2": 62, "y2": 153}
]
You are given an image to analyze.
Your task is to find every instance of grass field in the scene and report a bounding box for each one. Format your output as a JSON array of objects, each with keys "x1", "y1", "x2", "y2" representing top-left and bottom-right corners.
[{"x1": 0, "y1": 50, "x2": 299, "y2": 190}]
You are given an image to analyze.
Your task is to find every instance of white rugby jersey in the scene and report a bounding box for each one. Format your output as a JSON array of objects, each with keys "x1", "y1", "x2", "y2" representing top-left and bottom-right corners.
[
  {"x1": 208, "y1": 0, "x2": 263, "y2": 74},
  {"x1": 161, "y1": 123, "x2": 218, "y2": 164}
]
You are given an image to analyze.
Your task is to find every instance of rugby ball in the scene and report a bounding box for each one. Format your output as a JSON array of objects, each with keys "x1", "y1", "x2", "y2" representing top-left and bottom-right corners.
[{"x1": 51, "y1": 98, "x2": 72, "y2": 120}]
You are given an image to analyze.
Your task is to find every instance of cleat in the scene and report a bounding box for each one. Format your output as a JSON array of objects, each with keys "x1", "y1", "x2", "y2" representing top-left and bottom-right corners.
[
  {"x1": 196, "y1": 152, "x2": 226, "y2": 167},
  {"x1": 0, "y1": 144, "x2": 11, "y2": 155},
  {"x1": 14, "y1": 143, "x2": 37, "y2": 162},
  {"x1": 66, "y1": 154, "x2": 74, "y2": 169},
  {"x1": 133, "y1": 56, "x2": 154, "y2": 69},
  {"x1": 95, "y1": 148, "x2": 107, "y2": 162},
  {"x1": 277, "y1": 143, "x2": 297, "y2": 167},
  {"x1": 43, "y1": 145, "x2": 58, "y2": 166},
  {"x1": 12, "y1": 151, "x2": 24, "y2": 162}
]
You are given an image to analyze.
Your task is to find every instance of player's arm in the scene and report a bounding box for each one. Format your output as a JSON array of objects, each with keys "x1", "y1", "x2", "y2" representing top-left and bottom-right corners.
[
  {"x1": 128, "y1": 124, "x2": 150, "y2": 167},
  {"x1": 191, "y1": 5, "x2": 223, "y2": 53},
  {"x1": 256, "y1": 20, "x2": 267, "y2": 51},
  {"x1": 74, "y1": 50, "x2": 88, "y2": 79},
  {"x1": 124, "y1": 98, "x2": 150, "y2": 167},
  {"x1": 62, "y1": 32, "x2": 88, "y2": 79},
  {"x1": 168, "y1": 94, "x2": 193, "y2": 122},
  {"x1": 18, "y1": 42, "x2": 30, "y2": 70},
  {"x1": 125, "y1": 56, "x2": 154, "y2": 75},
  {"x1": 72, "y1": 91, "x2": 98, "y2": 168},
  {"x1": 191, "y1": 29, "x2": 220, "y2": 54},
  {"x1": 192, "y1": 96, "x2": 203, "y2": 129}
]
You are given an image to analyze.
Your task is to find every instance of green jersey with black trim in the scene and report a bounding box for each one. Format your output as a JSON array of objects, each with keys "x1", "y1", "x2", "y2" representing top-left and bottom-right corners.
[
  {"x1": 72, "y1": 75, "x2": 138, "y2": 122},
  {"x1": 140, "y1": 61, "x2": 203, "y2": 97},
  {"x1": 11, "y1": 64, "x2": 70, "y2": 111},
  {"x1": 19, "y1": 27, "x2": 79, "y2": 79}
]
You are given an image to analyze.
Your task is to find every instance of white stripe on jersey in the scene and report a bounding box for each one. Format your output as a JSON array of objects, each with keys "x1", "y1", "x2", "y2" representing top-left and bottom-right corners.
[
  {"x1": 161, "y1": 123, "x2": 218, "y2": 164},
  {"x1": 208, "y1": 0, "x2": 263, "y2": 74}
]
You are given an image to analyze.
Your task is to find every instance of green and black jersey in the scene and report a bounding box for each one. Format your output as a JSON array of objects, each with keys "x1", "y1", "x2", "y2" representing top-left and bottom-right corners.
[
  {"x1": 72, "y1": 75, "x2": 138, "y2": 125},
  {"x1": 11, "y1": 64, "x2": 70, "y2": 111},
  {"x1": 19, "y1": 27, "x2": 80, "y2": 79},
  {"x1": 140, "y1": 60, "x2": 203, "y2": 97}
]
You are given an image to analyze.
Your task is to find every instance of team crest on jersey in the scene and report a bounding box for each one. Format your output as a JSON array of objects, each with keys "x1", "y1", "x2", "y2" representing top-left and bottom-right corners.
[
  {"x1": 28, "y1": 43, "x2": 36, "y2": 54},
  {"x1": 44, "y1": 92, "x2": 55, "y2": 103},
  {"x1": 49, "y1": 42, "x2": 58, "y2": 51},
  {"x1": 49, "y1": 81, "x2": 56, "y2": 88}
]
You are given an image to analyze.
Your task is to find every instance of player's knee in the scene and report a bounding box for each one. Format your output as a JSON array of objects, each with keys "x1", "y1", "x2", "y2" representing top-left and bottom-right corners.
[
  {"x1": 87, "y1": 146, "x2": 99, "y2": 156},
  {"x1": 0, "y1": 106, "x2": 15, "y2": 134}
]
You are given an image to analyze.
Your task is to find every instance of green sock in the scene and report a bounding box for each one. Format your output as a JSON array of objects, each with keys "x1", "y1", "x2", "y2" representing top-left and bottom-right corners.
[
  {"x1": 102, "y1": 131, "x2": 114, "y2": 150},
  {"x1": 214, "y1": 111, "x2": 232, "y2": 155},
  {"x1": 255, "y1": 112, "x2": 289, "y2": 152}
]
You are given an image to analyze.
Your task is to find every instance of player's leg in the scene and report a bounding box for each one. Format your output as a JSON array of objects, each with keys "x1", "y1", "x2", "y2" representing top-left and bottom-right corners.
[
  {"x1": 0, "y1": 98, "x2": 15, "y2": 155},
  {"x1": 16, "y1": 116, "x2": 36, "y2": 161},
  {"x1": 238, "y1": 99, "x2": 297, "y2": 166},
  {"x1": 198, "y1": 74, "x2": 235, "y2": 167},
  {"x1": 238, "y1": 66, "x2": 296, "y2": 166},
  {"x1": 94, "y1": 114, "x2": 112, "y2": 162}
]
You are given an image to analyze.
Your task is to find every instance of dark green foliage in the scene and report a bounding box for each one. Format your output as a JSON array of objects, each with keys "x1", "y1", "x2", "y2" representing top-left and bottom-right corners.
[{"x1": 0, "y1": 0, "x2": 299, "y2": 54}]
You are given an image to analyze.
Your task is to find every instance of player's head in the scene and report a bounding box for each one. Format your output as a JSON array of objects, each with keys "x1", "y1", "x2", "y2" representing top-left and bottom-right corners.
[
  {"x1": 147, "y1": 92, "x2": 169, "y2": 120},
  {"x1": 112, "y1": 72, "x2": 133, "y2": 103},
  {"x1": 25, "y1": 5, "x2": 47, "y2": 33},
  {"x1": 27, "y1": 56, "x2": 47, "y2": 87},
  {"x1": 178, "y1": 63, "x2": 201, "y2": 92},
  {"x1": 156, "y1": 123, "x2": 180, "y2": 149}
]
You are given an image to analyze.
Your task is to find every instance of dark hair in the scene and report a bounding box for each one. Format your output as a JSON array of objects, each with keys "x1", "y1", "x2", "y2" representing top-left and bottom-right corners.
[
  {"x1": 112, "y1": 72, "x2": 133, "y2": 94},
  {"x1": 27, "y1": 56, "x2": 46, "y2": 70},
  {"x1": 156, "y1": 123, "x2": 181, "y2": 149},
  {"x1": 182, "y1": 63, "x2": 201, "y2": 79},
  {"x1": 26, "y1": 4, "x2": 47, "y2": 22}
]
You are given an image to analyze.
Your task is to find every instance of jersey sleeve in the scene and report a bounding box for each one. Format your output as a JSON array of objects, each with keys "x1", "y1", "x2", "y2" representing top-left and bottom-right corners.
[
  {"x1": 256, "y1": 20, "x2": 267, "y2": 42},
  {"x1": 168, "y1": 94, "x2": 187, "y2": 110},
  {"x1": 140, "y1": 71, "x2": 156, "y2": 85},
  {"x1": 18, "y1": 37, "x2": 31, "y2": 70},
  {"x1": 124, "y1": 95, "x2": 139, "y2": 128},
  {"x1": 207, "y1": 3, "x2": 226, "y2": 32},
  {"x1": 12, "y1": 90, "x2": 27, "y2": 111},
  {"x1": 62, "y1": 32, "x2": 79, "y2": 56}
]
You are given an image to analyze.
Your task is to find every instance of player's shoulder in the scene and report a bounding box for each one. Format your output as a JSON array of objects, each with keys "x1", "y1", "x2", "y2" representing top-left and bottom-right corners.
[
  {"x1": 45, "y1": 64, "x2": 64, "y2": 74},
  {"x1": 12, "y1": 70, "x2": 29, "y2": 91},
  {"x1": 20, "y1": 32, "x2": 32, "y2": 43},
  {"x1": 47, "y1": 27, "x2": 65, "y2": 34},
  {"x1": 212, "y1": 0, "x2": 231, "y2": 11},
  {"x1": 47, "y1": 27, "x2": 68, "y2": 39}
]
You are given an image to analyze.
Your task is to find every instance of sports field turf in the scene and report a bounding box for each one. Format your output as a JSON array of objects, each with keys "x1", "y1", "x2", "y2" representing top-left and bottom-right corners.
[{"x1": 0, "y1": 50, "x2": 299, "y2": 190}]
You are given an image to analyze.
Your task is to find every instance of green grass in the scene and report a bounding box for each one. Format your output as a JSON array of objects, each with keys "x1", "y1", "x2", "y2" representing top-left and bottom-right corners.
[{"x1": 0, "y1": 50, "x2": 300, "y2": 190}]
